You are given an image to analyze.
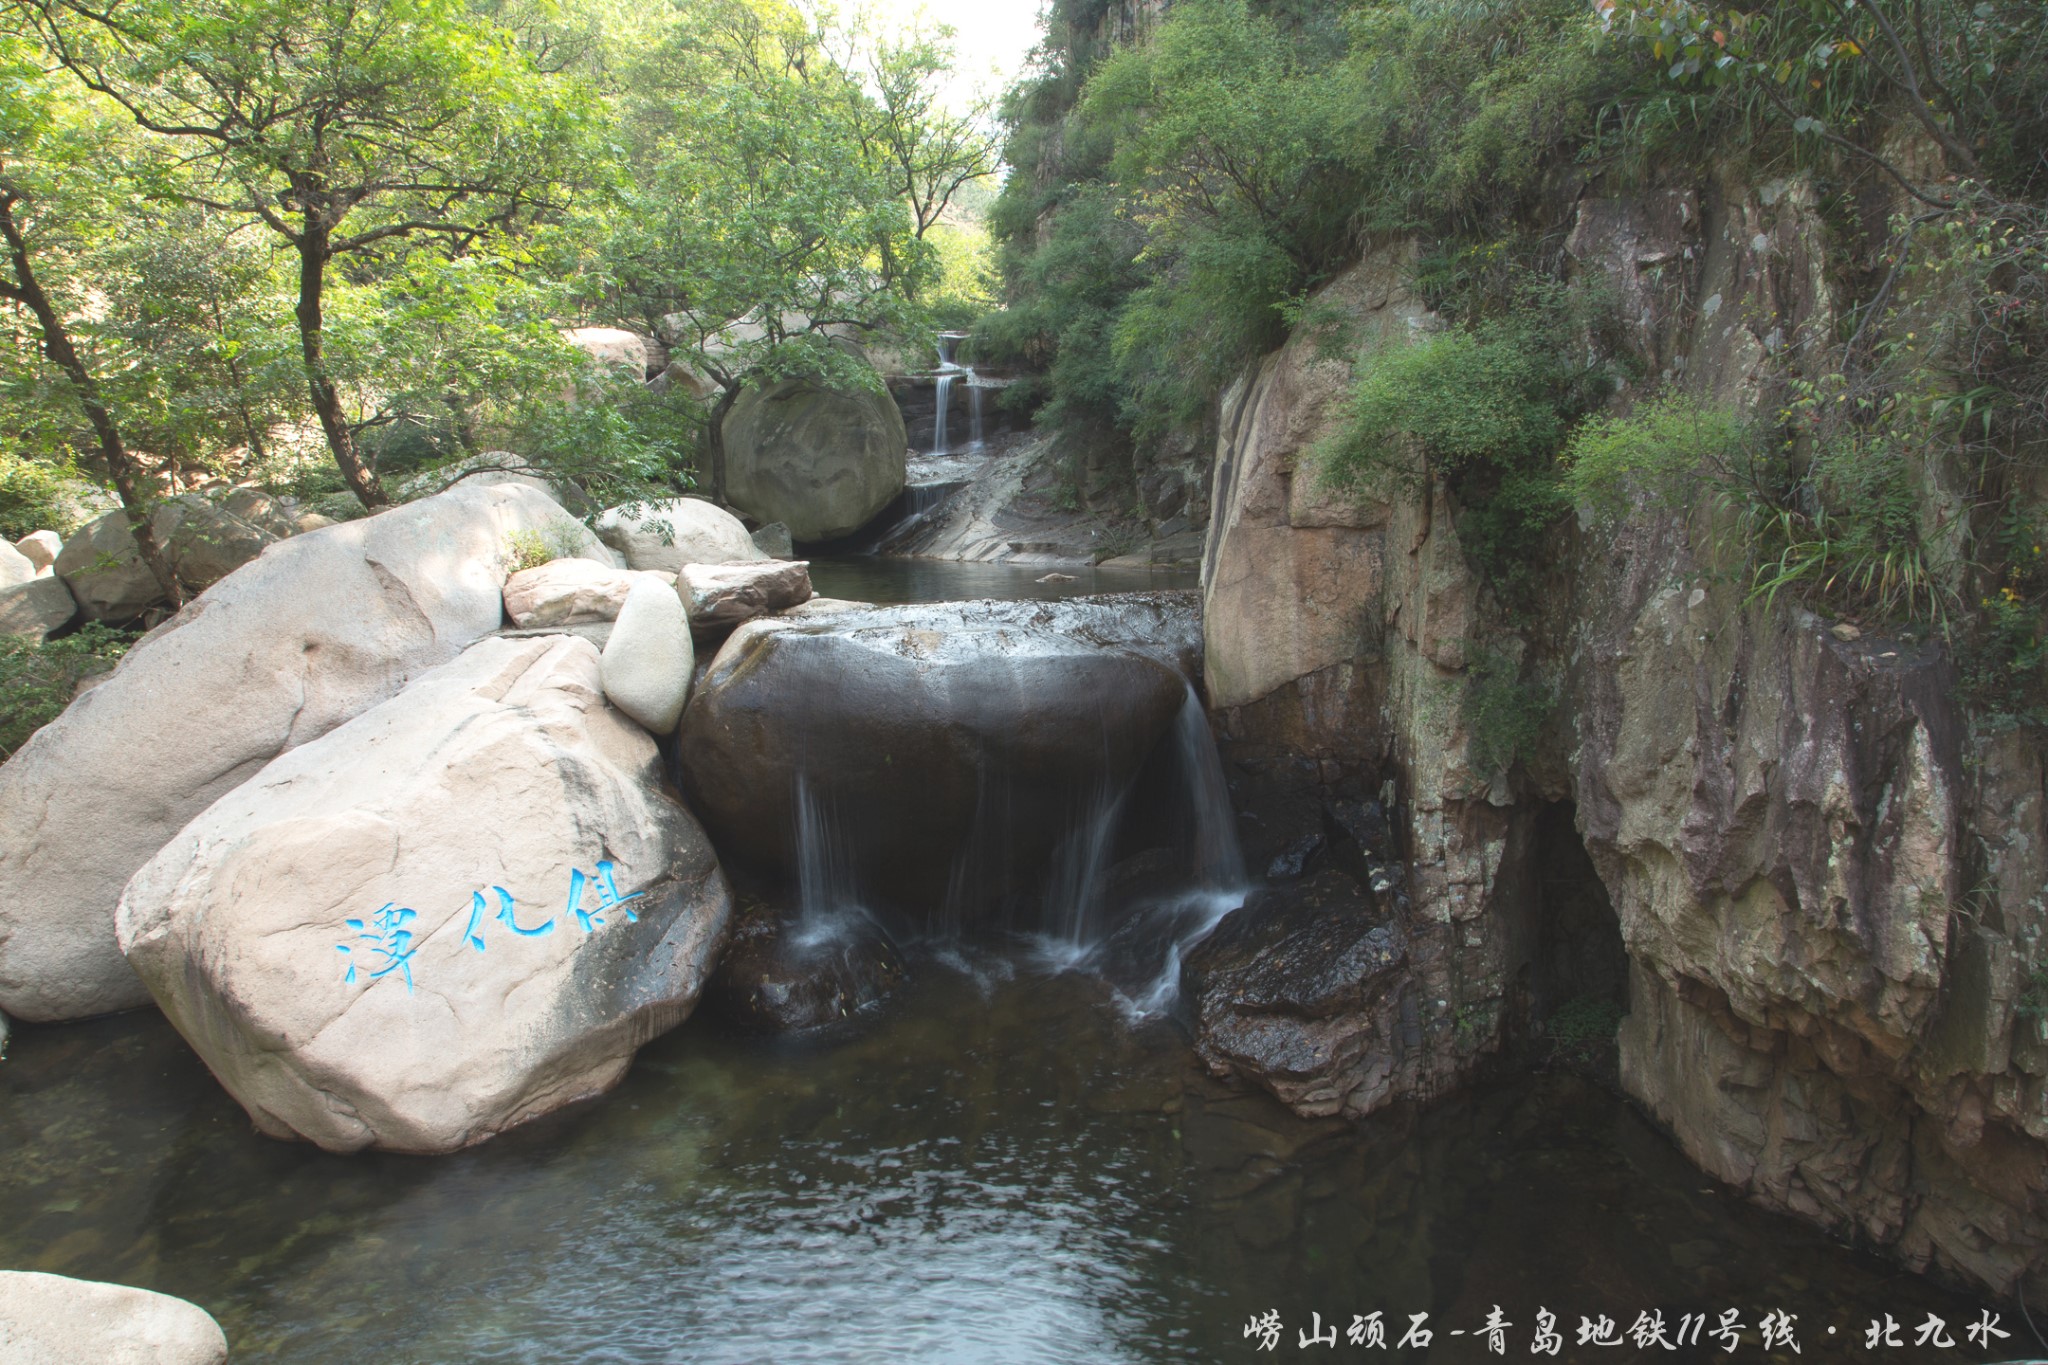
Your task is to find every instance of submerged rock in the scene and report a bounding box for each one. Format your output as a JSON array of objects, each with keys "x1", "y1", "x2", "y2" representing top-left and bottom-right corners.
[
  {"x1": 1181, "y1": 869, "x2": 1414, "y2": 1119},
  {"x1": 679, "y1": 598, "x2": 1191, "y2": 926},
  {"x1": 721, "y1": 373, "x2": 906, "y2": 542},
  {"x1": 0, "y1": 483, "x2": 594, "y2": 1023},
  {"x1": 705, "y1": 903, "x2": 905, "y2": 1032},
  {"x1": 117, "y1": 634, "x2": 732, "y2": 1154},
  {"x1": 0, "y1": 1271, "x2": 228, "y2": 1364}
]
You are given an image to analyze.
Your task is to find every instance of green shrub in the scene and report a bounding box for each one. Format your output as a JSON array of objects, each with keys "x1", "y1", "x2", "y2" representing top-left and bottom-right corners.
[
  {"x1": 504, "y1": 520, "x2": 591, "y2": 574},
  {"x1": 1464, "y1": 651, "x2": 1551, "y2": 778},
  {"x1": 0, "y1": 625, "x2": 134, "y2": 760},
  {"x1": 0, "y1": 453, "x2": 93, "y2": 540},
  {"x1": 1315, "y1": 281, "x2": 1612, "y2": 597},
  {"x1": 1561, "y1": 395, "x2": 1753, "y2": 522}
]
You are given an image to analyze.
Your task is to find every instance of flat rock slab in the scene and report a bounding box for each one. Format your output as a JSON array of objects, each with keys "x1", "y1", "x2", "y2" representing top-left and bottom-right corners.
[
  {"x1": 504, "y1": 559, "x2": 673, "y2": 628},
  {"x1": 0, "y1": 1271, "x2": 227, "y2": 1365},
  {"x1": 680, "y1": 560, "x2": 813, "y2": 633},
  {"x1": 118, "y1": 634, "x2": 731, "y2": 1153}
]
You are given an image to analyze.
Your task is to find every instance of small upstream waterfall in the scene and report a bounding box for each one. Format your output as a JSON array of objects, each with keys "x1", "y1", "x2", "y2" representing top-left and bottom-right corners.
[
  {"x1": 930, "y1": 332, "x2": 985, "y2": 456},
  {"x1": 931, "y1": 370, "x2": 954, "y2": 455}
]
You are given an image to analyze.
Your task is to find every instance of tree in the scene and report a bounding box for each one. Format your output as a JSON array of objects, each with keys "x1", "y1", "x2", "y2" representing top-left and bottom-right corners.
[
  {"x1": 0, "y1": 39, "x2": 181, "y2": 602},
  {"x1": 17, "y1": 0, "x2": 598, "y2": 508},
  {"x1": 597, "y1": 0, "x2": 995, "y2": 495}
]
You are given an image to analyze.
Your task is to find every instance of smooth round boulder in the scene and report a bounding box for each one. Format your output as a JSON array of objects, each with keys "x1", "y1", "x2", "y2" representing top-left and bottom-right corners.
[
  {"x1": 117, "y1": 634, "x2": 732, "y2": 1154},
  {"x1": 678, "y1": 601, "x2": 1188, "y2": 926},
  {"x1": 594, "y1": 497, "x2": 765, "y2": 572},
  {"x1": 0, "y1": 1271, "x2": 227, "y2": 1365},
  {"x1": 721, "y1": 375, "x2": 907, "y2": 542},
  {"x1": 600, "y1": 577, "x2": 694, "y2": 734}
]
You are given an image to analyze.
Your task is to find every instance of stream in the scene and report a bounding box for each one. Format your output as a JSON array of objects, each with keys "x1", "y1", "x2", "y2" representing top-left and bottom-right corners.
[{"x1": 0, "y1": 561, "x2": 2010, "y2": 1362}]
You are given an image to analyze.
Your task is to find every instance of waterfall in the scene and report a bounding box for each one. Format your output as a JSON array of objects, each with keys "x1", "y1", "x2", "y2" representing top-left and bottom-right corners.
[
  {"x1": 930, "y1": 332, "x2": 983, "y2": 456},
  {"x1": 931, "y1": 371, "x2": 954, "y2": 455},
  {"x1": 795, "y1": 774, "x2": 859, "y2": 922},
  {"x1": 1123, "y1": 684, "x2": 1250, "y2": 1015},
  {"x1": 1041, "y1": 780, "x2": 1131, "y2": 945},
  {"x1": 1025, "y1": 681, "x2": 1250, "y2": 1012},
  {"x1": 1175, "y1": 682, "x2": 1247, "y2": 891}
]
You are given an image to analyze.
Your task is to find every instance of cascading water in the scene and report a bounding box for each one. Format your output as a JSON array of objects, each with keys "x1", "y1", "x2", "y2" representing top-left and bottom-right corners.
[
  {"x1": 930, "y1": 331, "x2": 984, "y2": 455},
  {"x1": 930, "y1": 370, "x2": 954, "y2": 455},
  {"x1": 1034, "y1": 681, "x2": 1250, "y2": 1014},
  {"x1": 791, "y1": 774, "x2": 877, "y2": 954}
]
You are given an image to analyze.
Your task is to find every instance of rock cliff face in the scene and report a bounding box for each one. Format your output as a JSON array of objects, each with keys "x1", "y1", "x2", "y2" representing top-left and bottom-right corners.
[{"x1": 1197, "y1": 182, "x2": 2048, "y2": 1299}]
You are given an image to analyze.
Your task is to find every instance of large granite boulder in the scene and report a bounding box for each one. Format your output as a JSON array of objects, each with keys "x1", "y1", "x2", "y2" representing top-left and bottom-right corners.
[
  {"x1": 678, "y1": 598, "x2": 1189, "y2": 925},
  {"x1": 594, "y1": 497, "x2": 765, "y2": 572},
  {"x1": 0, "y1": 483, "x2": 601, "y2": 1023},
  {"x1": 55, "y1": 496, "x2": 283, "y2": 620},
  {"x1": 0, "y1": 576, "x2": 77, "y2": 643},
  {"x1": 221, "y1": 487, "x2": 300, "y2": 540},
  {"x1": 562, "y1": 326, "x2": 650, "y2": 377},
  {"x1": 50, "y1": 510, "x2": 166, "y2": 620},
  {"x1": 0, "y1": 1271, "x2": 227, "y2": 1365},
  {"x1": 721, "y1": 374, "x2": 906, "y2": 542},
  {"x1": 117, "y1": 634, "x2": 732, "y2": 1154}
]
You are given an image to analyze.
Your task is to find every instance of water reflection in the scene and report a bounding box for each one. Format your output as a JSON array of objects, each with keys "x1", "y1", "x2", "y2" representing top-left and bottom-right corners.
[{"x1": 0, "y1": 952, "x2": 2005, "y2": 1362}]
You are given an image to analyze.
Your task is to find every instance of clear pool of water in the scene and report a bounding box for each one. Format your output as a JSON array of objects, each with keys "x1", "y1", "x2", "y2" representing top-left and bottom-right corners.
[{"x1": 0, "y1": 944, "x2": 2002, "y2": 1363}]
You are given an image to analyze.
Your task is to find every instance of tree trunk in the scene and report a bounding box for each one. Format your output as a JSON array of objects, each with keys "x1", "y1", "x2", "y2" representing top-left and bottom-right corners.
[
  {"x1": 0, "y1": 191, "x2": 184, "y2": 608},
  {"x1": 706, "y1": 381, "x2": 742, "y2": 504},
  {"x1": 295, "y1": 223, "x2": 389, "y2": 509}
]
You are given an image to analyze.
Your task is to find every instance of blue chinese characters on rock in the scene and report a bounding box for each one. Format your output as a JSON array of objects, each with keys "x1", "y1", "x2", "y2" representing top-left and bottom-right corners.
[{"x1": 335, "y1": 860, "x2": 644, "y2": 994}]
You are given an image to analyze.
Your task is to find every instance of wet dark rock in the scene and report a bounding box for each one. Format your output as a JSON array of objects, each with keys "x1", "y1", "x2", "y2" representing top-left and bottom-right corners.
[
  {"x1": 1264, "y1": 832, "x2": 1324, "y2": 881},
  {"x1": 704, "y1": 904, "x2": 905, "y2": 1033},
  {"x1": 1181, "y1": 869, "x2": 1417, "y2": 1119},
  {"x1": 679, "y1": 598, "x2": 1191, "y2": 927}
]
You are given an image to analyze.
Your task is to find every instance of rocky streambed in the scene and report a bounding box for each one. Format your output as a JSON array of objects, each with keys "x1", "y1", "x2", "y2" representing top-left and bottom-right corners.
[{"x1": 0, "y1": 479, "x2": 2029, "y2": 1359}]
